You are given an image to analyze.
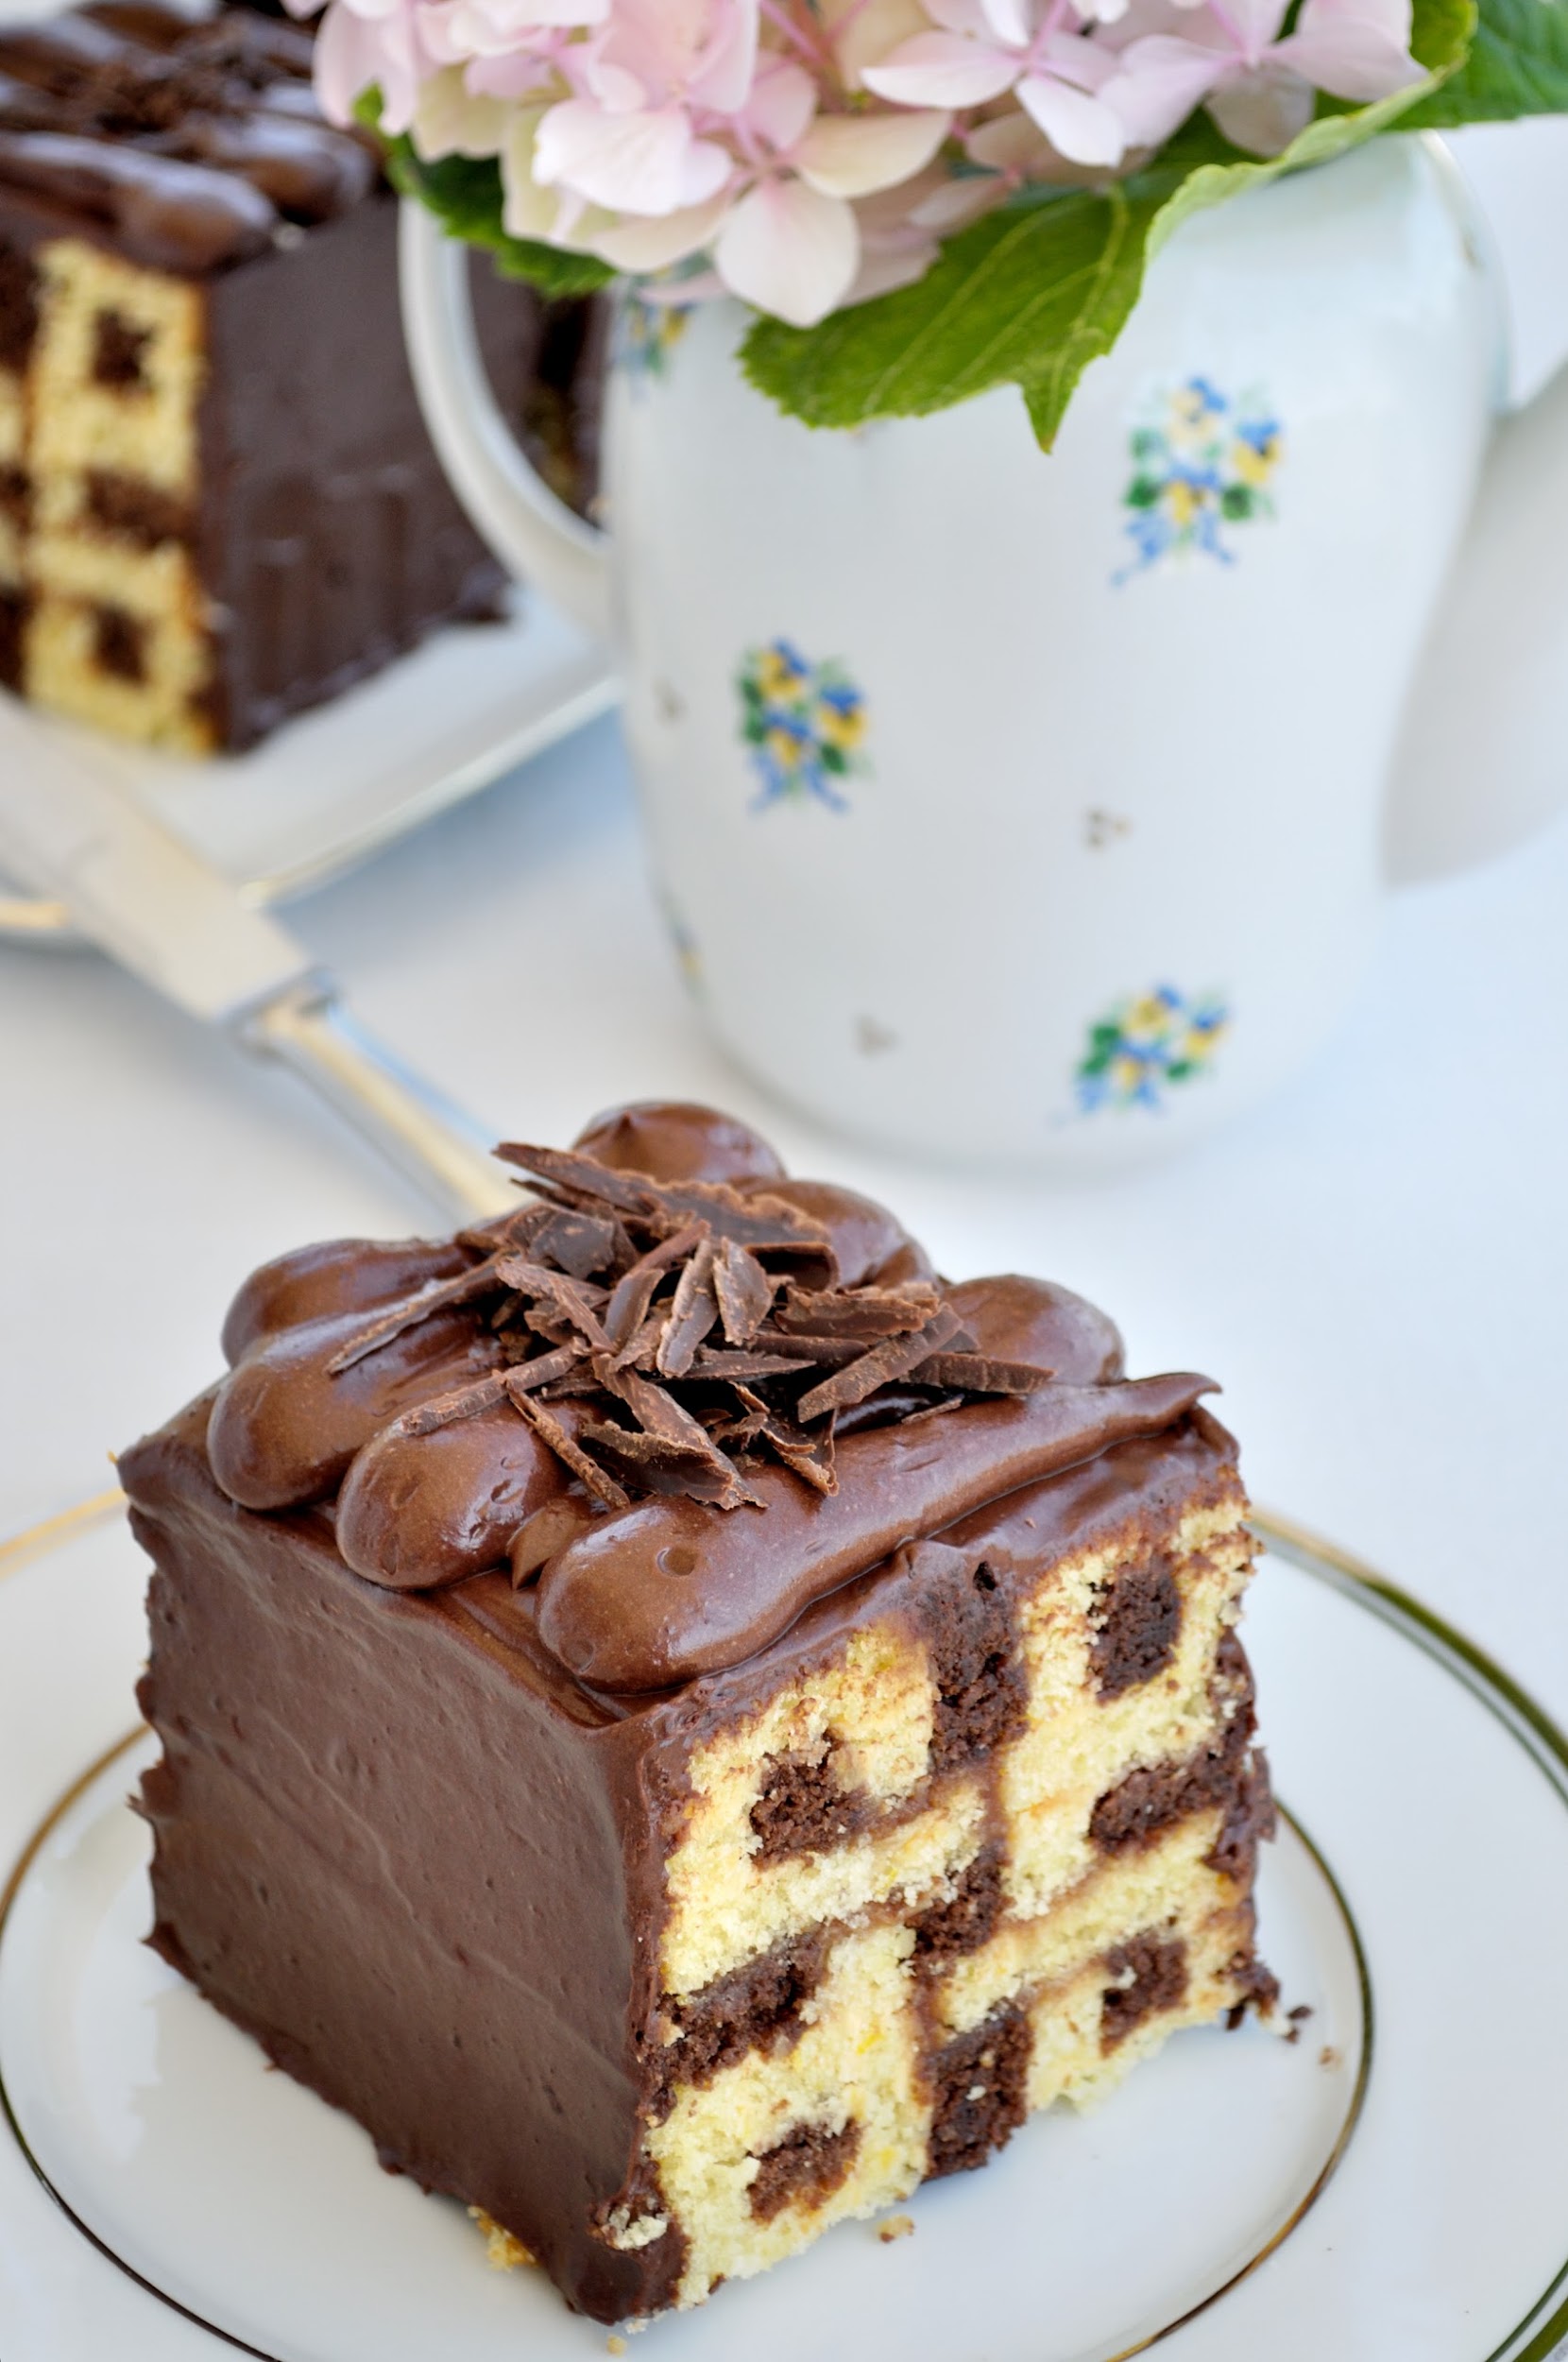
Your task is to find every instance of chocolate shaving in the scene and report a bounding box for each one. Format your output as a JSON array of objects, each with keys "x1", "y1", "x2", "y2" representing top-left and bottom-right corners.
[
  {"x1": 504, "y1": 1343, "x2": 588, "y2": 1392},
  {"x1": 495, "y1": 1142, "x2": 833, "y2": 1263},
  {"x1": 604, "y1": 1224, "x2": 705, "y2": 1352},
  {"x1": 689, "y1": 1348, "x2": 816, "y2": 1381},
  {"x1": 380, "y1": 1372, "x2": 508, "y2": 1438},
  {"x1": 733, "y1": 1385, "x2": 838, "y2": 1495},
  {"x1": 775, "y1": 1282, "x2": 939, "y2": 1339},
  {"x1": 491, "y1": 1258, "x2": 611, "y2": 1352},
  {"x1": 657, "y1": 1233, "x2": 719, "y2": 1378},
  {"x1": 530, "y1": 1208, "x2": 619, "y2": 1279},
  {"x1": 503, "y1": 1376, "x2": 630, "y2": 1511},
  {"x1": 316, "y1": 1130, "x2": 1067, "y2": 1520},
  {"x1": 455, "y1": 1204, "x2": 549, "y2": 1257},
  {"x1": 603, "y1": 1364, "x2": 714, "y2": 1449},
  {"x1": 579, "y1": 1422, "x2": 761, "y2": 1509},
  {"x1": 796, "y1": 1308, "x2": 964, "y2": 1423},
  {"x1": 714, "y1": 1237, "x2": 775, "y2": 1344},
  {"x1": 494, "y1": 1140, "x2": 662, "y2": 1217},
  {"x1": 745, "y1": 1332, "x2": 865, "y2": 1368},
  {"x1": 908, "y1": 1351, "x2": 1055, "y2": 1394},
  {"x1": 323, "y1": 1258, "x2": 502, "y2": 1374}
]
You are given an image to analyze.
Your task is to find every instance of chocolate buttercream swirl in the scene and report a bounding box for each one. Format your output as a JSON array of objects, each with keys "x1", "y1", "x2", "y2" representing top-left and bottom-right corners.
[{"x1": 201, "y1": 1103, "x2": 1220, "y2": 1697}]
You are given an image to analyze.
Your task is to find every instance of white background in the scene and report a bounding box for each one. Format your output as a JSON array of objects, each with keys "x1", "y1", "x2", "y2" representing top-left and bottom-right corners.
[{"x1": 2, "y1": 135, "x2": 1567, "y2": 1767}]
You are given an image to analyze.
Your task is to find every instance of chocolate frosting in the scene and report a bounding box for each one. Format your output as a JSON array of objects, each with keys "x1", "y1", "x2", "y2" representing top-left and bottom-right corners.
[
  {"x1": 534, "y1": 1372, "x2": 1214, "y2": 1693},
  {"x1": 0, "y1": 4, "x2": 374, "y2": 272},
  {"x1": 198, "y1": 1102, "x2": 1215, "y2": 1698},
  {"x1": 573, "y1": 1100, "x2": 785, "y2": 1186}
]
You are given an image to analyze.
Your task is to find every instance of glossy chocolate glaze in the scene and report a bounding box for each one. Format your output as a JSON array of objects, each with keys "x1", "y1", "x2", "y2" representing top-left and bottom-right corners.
[{"x1": 196, "y1": 1103, "x2": 1215, "y2": 1695}]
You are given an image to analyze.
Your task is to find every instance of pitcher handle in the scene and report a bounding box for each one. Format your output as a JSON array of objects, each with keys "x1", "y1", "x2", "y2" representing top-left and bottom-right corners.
[
  {"x1": 1385, "y1": 357, "x2": 1568, "y2": 883},
  {"x1": 398, "y1": 200, "x2": 614, "y2": 642}
]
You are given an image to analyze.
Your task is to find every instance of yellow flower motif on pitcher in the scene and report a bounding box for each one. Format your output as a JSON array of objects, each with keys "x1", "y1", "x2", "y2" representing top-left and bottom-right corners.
[
  {"x1": 1116, "y1": 378, "x2": 1283, "y2": 581},
  {"x1": 1076, "y1": 984, "x2": 1230, "y2": 1113},
  {"x1": 616, "y1": 293, "x2": 690, "y2": 383},
  {"x1": 738, "y1": 639, "x2": 868, "y2": 813}
]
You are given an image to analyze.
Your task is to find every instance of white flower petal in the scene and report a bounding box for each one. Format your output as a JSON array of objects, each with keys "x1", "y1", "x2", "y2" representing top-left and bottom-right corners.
[
  {"x1": 744, "y1": 60, "x2": 818, "y2": 151},
  {"x1": 861, "y1": 30, "x2": 1020, "y2": 107},
  {"x1": 1205, "y1": 60, "x2": 1314, "y2": 146},
  {"x1": 1098, "y1": 34, "x2": 1229, "y2": 145},
  {"x1": 824, "y1": 0, "x2": 931, "y2": 91},
  {"x1": 534, "y1": 97, "x2": 719, "y2": 214},
  {"x1": 713, "y1": 175, "x2": 860, "y2": 325},
  {"x1": 980, "y1": 0, "x2": 1035, "y2": 47},
  {"x1": 411, "y1": 65, "x2": 509, "y2": 157},
  {"x1": 794, "y1": 107, "x2": 949, "y2": 197},
  {"x1": 588, "y1": 191, "x2": 730, "y2": 267},
  {"x1": 1273, "y1": 5, "x2": 1423, "y2": 98},
  {"x1": 1016, "y1": 70, "x2": 1126, "y2": 163}
]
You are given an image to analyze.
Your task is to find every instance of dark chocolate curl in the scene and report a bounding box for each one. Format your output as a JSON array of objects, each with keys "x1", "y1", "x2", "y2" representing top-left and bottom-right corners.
[
  {"x1": 795, "y1": 1307, "x2": 963, "y2": 1421},
  {"x1": 535, "y1": 1371, "x2": 1218, "y2": 1691}
]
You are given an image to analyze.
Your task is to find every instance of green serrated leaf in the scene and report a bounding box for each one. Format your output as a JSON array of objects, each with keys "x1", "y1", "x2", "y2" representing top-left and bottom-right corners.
[
  {"x1": 362, "y1": 94, "x2": 617, "y2": 298},
  {"x1": 1403, "y1": 0, "x2": 1568, "y2": 122},
  {"x1": 741, "y1": 176, "x2": 1174, "y2": 450}
]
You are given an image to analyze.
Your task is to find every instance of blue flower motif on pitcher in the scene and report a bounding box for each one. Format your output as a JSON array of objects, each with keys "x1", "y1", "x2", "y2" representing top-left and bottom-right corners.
[
  {"x1": 1115, "y1": 378, "x2": 1283, "y2": 581},
  {"x1": 737, "y1": 639, "x2": 868, "y2": 813},
  {"x1": 1076, "y1": 984, "x2": 1230, "y2": 1112},
  {"x1": 615, "y1": 293, "x2": 691, "y2": 384}
]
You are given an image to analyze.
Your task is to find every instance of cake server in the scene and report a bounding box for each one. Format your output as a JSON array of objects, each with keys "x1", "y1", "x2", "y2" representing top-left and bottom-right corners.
[{"x1": 0, "y1": 713, "x2": 516, "y2": 1222}]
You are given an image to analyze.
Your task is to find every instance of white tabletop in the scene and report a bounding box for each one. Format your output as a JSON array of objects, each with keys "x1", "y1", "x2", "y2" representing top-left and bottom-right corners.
[{"x1": 3, "y1": 130, "x2": 1567, "y2": 1709}]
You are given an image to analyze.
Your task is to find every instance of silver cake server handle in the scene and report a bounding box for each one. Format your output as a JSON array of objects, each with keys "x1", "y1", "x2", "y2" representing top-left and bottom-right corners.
[{"x1": 0, "y1": 713, "x2": 518, "y2": 1223}]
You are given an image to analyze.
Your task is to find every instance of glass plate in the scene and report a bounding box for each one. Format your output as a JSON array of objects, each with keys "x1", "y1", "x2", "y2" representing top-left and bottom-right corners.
[{"x1": 0, "y1": 1498, "x2": 1564, "y2": 2362}]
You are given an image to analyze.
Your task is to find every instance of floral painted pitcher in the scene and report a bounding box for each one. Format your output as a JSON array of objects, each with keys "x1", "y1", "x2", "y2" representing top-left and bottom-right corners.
[{"x1": 400, "y1": 136, "x2": 1568, "y2": 1170}]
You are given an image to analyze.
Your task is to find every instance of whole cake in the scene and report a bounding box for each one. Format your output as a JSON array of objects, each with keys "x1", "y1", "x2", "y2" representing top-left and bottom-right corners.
[
  {"x1": 121, "y1": 1103, "x2": 1276, "y2": 2324},
  {"x1": 0, "y1": 1, "x2": 601, "y2": 751}
]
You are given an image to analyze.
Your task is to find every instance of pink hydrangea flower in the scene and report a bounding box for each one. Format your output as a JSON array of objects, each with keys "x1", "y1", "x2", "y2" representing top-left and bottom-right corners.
[
  {"x1": 1099, "y1": 0, "x2": 1423, "y2": 155},
  {"x1": 862, "y1": 0, "x2": 1129, "y2": 168},
  {"x1": 299, "y1": 0, "x2": 1432, "y2": 324}
]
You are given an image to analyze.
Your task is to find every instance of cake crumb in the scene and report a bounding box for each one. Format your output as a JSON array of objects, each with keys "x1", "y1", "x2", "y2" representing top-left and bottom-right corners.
[
  {"x1": 608, "y1": 2337, "x2": 628, "y2": 2353},
  {"x1": 469, "y1": 2207, "x2": 536, "y2": 2270},
  {"x1": 877, "y1": 2215, "x2": 915, "y2": 2244},
  {"x1": 1319, "y1": 2045, "x2": 1342, "y2": 2071}
]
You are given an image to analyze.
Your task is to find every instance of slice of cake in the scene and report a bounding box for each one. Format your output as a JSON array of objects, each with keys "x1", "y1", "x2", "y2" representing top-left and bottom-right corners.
[
  {"x1": 0, "y1": 1, "x2": 602, "y2": 751},
  {"x1": 121, "y1": 1102, "x2": 1276, "y2": 2325}
]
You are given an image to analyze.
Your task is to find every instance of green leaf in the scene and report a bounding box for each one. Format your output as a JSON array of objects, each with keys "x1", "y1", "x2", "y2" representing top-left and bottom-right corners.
[
  {"x1": 741, "y1": 0, "x2": 1474, "y2": 448},
  {"x1": 357, "y1": 91, "x2": 617, "y2": 298},
  {"x1": 1402, "y1": 0, "x2": 1568, "y2": 121},
  {"x1": 741, "y1": 176, "x2": 1172, "y2": 450}
]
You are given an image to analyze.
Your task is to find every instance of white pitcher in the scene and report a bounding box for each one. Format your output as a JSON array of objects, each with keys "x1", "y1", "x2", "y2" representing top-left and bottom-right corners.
[{"x1": 400, "y1": 136, "x2": 1568, "y2": 1171}]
